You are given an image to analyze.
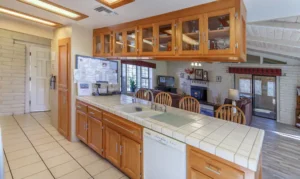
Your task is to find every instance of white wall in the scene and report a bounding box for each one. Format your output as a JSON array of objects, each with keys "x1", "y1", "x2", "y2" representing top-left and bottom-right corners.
[
  {"x1": 70, "y1": 24, "x2": 93, "y2": 141},
  {"x1": 0, "y1": 14, "x2": 54, "y2": 39}
]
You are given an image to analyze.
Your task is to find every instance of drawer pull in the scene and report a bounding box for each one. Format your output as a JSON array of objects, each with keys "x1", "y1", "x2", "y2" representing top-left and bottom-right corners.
[
  {"x1": 77, "y1": 106, "x2": 81, "y2": 108},
  {"x1": 89, "y1": 112, "x2": 95, "y2": 115},
  {"x1": 104, "y1": 118, "x2": 135, "y2": 135},
  {"x1": 205, "y1": 164, "x2": 221, "y2": 175}
]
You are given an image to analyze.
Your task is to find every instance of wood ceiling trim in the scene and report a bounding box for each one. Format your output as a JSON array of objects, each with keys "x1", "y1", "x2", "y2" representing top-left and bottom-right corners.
[
  {"x1": 96, "y1": 0, "x2": 135, "y2": 9},
  {"x1": 17, "y1": 0, "x2": 88, "y2": 21}
]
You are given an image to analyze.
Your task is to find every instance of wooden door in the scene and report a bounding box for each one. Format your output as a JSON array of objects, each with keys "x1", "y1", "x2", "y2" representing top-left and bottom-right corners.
[
  {"x1": 93, "y1": 32, "x2": 103, "y2": 56},
  {"x1": 121, "y1": 136, "x2": 141, "y2": 179},
  {"x1": 88, "y1": 116, "x2": 103, "y2": 156},
  {"x1": 103, "y1": 32, "x2": 112, "y2": 57},
  {"x1": 139, "y1": 24, "x2": 155, "y2": 56},
  {"x1": 155, "y1": 20, "x2": 176, "y2": 56},
  {"x1": 190, "y1": 169, "x2": 212, "y2": 179},
  {"x1": 76, "y1": 110, "x2": 88, "y2": 143},
  {"x1": 178, "y1": 15, "x2": 204, "y2": 55},
  {"x1": 204, "y1": 8, "x2": 236, "y2": 55},
  {"x1": 105, "y1": 126, "x2": 121, "y2": 167},
  {"x1": 113, "y1": 31, "x2": 124, "y2": 56},
  {"x1": 124, "y1": 27, "x2": 138, "y2": 56},
  {"x1": 58, "y1": 38, "x2": 71, "y2": 140},
  {"x1": 58, "y1": 89, "x2": 69, "y2": 137}
]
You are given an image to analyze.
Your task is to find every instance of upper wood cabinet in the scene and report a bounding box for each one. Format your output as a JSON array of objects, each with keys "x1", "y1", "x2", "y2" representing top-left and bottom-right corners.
[
  {"x1": 139, "y1": 24, "x2": 155, "y2": 56},
  {"x1": 93, "y1": 0, "x2": 246, "y2": 62},
  {"x1": 178, "y1": 15, "x2": 204, "y2": 55},
  {"x1": 93, "y1": 31, "x2": 112, "y2": 57},
  {"x1": 124, "y1": 27, "x2": 138, "y2": 56},
  {"x1": 203, "y1": 8, "x2": 236, "y2": 55},
  {"x1": 155, "y1": 20, "x2": 176, "y2": 56}
]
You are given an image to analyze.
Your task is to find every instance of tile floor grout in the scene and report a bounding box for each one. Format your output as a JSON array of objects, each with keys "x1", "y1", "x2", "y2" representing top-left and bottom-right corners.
[
  {"x1": 11, "y1": 114, "x2": 56, "y2": 179},
  {"x1": 1, "y1": 112, "x2": 129, "y2": 179},
  {"x1": 29, "y1": 113, "x2": 94, "y2": 179}
]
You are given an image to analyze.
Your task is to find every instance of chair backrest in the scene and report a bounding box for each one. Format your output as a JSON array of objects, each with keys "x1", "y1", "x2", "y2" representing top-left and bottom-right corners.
[
  {"x1": 154, "y1": 92, "x2": 172, "y2": 106},
  {"x1": 215, "y1": 104, "x2": 246, "y2": 125},
  {"x1": 135, "y1": 89, "x2": 150, "y2": 101},
  {"x1": 179, "y1": 96, "x2": 200, "y2": 113}
]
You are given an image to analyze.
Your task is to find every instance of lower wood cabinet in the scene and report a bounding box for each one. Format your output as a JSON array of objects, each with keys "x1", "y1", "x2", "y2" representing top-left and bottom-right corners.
[
  {"x1": 76, "y1": 110, "x2": 88, "y2": 143},
  {"x1": 105, "y1": 126, "x2": 121, "y2": 167},
  {"x1": 187, "y1": 145, "x2": 261, "y2": 179},
  {"x1": 191, "y1": 168, "x2": 212, "y2": 179},
  {"x1": 88, "y1": 116, "x2": 103, "y2": 155},
  {"x1": 76, "y1": 100, "x2": 143, "y2": 179},
  {"x1": 121, "y1": 136, "x2": 141, "y2": 179}
]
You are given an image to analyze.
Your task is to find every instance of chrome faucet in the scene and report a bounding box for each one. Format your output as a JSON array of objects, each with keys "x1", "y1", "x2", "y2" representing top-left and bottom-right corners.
[
  {"x1": 144, "y1": 90, "x2": 156, "y2": 110},
  {"x1": 132, "y1": 88, "x2": 138, "y2": 103}
]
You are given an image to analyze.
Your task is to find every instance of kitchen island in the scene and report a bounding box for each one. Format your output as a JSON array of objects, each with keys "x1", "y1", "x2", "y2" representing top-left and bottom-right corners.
[{"x1": 76, "y1": 95, "x2": 263, "y2": 179}]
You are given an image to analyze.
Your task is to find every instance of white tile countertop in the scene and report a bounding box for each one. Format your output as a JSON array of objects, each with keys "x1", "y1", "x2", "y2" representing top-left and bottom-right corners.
[{"x1": 77, "y1": 95, "x2": 264, "y2": 172}]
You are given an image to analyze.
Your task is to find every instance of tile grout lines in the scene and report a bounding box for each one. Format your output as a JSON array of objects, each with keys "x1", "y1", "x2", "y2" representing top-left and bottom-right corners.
[
  {"x1": 11, "y1": 114, "x2": 57, "y2": 179},
  {"x1": 3, "y1": 149, "x2": 14, "y2": 179},
  {"x1": 29, "y1": 113, "x2": 94, "y2": 179}
]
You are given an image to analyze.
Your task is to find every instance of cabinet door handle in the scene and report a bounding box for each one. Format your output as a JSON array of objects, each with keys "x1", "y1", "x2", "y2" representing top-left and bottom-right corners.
[
  {"x1": 120, "y1": 145, "x2": 122, "y2": 155},
  {"x1": 89, "y1": 112, "x2": 95, "y2": 115},
  {"x1": 116, "y1": 143, "x2": 118, "y2": 153},
  {"x1": 205, "y1": 164, "x2": 221, "y2": 175},
  {"x1": 77, "y1": 106, "x2": 81, "y2": 109},
  {"x1": 86, "y1": 123, "x2": 88, "y2": 130}
]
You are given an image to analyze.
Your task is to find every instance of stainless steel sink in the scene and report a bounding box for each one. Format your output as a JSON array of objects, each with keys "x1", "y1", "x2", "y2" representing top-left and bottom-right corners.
[{"x1": 150, "y1": 113, "x2": 195, "y2": 127}]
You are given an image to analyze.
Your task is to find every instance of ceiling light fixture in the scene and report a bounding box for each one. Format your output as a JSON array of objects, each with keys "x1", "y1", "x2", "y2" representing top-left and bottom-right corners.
[
  {"x1": 17, "y1": 0, "x2": 88, "y2": 21},
  {"x1": 0, "y1": 6, "x2": 61, "y2": 27},
  {"x1": 96, "y1": 0, "x2": 135, "y2": 9}
]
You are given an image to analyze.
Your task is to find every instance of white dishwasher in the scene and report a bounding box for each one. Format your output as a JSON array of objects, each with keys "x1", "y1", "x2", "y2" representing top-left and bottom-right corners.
[{"x1": 144, "y1": 128, "x2": 186, "y2": 179}]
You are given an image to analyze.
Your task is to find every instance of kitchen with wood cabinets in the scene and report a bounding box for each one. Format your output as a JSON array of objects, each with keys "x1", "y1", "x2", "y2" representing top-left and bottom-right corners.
[{"x1": 93, "y1": 0, "x2": 247, "y2": 62}]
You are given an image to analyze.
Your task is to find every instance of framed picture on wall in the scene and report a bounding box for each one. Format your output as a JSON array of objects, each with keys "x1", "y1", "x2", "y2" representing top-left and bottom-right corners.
[
  {"x1": 195, "y1": 69, "x2": 203, "y2": 80},
  {"x1": 203, "y1": 71, "x2": 208, "y2": 81}
]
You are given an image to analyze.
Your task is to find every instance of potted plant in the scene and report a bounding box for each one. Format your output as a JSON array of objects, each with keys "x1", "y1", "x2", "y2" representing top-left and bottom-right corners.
[{"x1": 130, "y1": 78, "x2": 136, "y2": 92}]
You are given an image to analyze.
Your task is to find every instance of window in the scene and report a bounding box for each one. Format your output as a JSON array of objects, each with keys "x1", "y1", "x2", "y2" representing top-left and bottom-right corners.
[
  {"x1": 239, "y1": 79, "x2": 251, "y2": 94},
  {"x1": 121, "y1": 64, "x2": 153, "y2": 92},
  {"x1": 267, "y1": 81, "x2": 275, "y2": 97},
  {"x1": 254, "y1": 80, "x2": 262, "y2": 95}
]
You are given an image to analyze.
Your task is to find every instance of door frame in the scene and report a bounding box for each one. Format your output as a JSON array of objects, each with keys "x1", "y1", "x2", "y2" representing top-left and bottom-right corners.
[
  {"x1": 58, "y1": 37, "x2": 72, "y2": 141},
  {"x1": 15, "y1": 41, "x2": 51, "y2": 114},
  {"x1": 252, "y1": 75, "x2": 277, "y2": 120}
]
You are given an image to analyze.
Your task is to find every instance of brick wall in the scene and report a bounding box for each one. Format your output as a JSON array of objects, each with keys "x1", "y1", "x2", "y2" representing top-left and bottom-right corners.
[{"x1": 0, "y1": 37, "x2": 26, "y2": 116}]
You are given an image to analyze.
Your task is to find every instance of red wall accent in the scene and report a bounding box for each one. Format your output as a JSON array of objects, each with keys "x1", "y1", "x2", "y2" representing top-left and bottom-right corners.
[{"x1": 228, "y1": 67, "x2": 282, "y2": 76}]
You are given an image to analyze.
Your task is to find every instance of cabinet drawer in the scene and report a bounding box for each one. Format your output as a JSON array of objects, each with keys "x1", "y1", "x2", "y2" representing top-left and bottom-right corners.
[
  {"x1": 76, "y1": 101, "x2": 87, "y2": 113},
  {"x1": 189, "y1": 150, "x2": 244, "y2": 179},
  {"x1": 103, "y1": 112, "x2": 142, "y2": 141},
  {"x1": 88, "y1": 106, "x2": 102, "y2": 120}
]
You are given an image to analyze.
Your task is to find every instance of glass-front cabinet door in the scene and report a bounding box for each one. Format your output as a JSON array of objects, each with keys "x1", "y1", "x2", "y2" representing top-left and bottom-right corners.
[
  {"x1": 178, "y1": 15, "x2": 203, "y2": 55},
  {"x1": 103, "y1": 33, "x2": 112, "y2": 56},
  {"x1": 204, "y1": 8, "x2": 235, "y2": 55},
  {"x1": 114, "y1": 31, "x2": 124, "y2": 56},
  {"x1": 124, "y1": 27, "x2": 138, "y2": 56},
  {"x1": 139, "y1": 24, "x2": 155, "y2": 56},
  {"x1": 93, "y1": 32, "x2": 102, "y2": 56},
  {"x1": 155, "y1": 20, "x2": 176, "y2": 55}
]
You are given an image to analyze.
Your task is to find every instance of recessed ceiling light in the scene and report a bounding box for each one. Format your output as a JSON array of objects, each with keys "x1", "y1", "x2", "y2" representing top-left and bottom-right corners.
[
  {"x1": 0, "y1": 6, "x2": 61, "y2": 27},
  {"x1": 96, "y1": 0, "x2": 135, "y2": 9},
  {"x1": 17, "y1": 0, "x2": 88, "y2": 21}
]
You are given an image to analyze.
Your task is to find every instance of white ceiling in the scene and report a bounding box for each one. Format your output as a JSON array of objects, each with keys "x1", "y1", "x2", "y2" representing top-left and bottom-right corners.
[
  {"x1": 247, "y1": 16, "x2": 300, "y2": 59},
  {"x1": 0, "y1": 0, "x2": 214, "y2": 29}
]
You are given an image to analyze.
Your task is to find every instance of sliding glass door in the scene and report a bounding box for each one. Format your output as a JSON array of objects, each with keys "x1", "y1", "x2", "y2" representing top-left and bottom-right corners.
[{"x1": 253, "y1": 75, "x2": 277, "y2": 120}]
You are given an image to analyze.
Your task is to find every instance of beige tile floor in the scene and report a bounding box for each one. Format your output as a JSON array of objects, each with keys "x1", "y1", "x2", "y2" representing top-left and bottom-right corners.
[{"x1": 1, "y1": 112, "x2": 129, "y2": 179}]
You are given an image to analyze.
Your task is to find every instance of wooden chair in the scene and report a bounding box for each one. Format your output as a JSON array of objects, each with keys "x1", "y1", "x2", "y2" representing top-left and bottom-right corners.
[
  {"x1": 179, "y1": 96, "x2": 200, "y2": 113},
  {"x1": 154, "y1": 92, "x2": 172, "y2": 106},
  {"x1": 215, "y1": 104, "x2": 246, "y2": 125},
  {"x1": 135, "y1": 89, "x2": 150, "y2": 101}
]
